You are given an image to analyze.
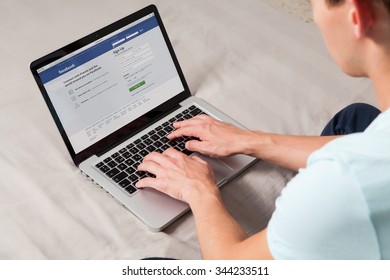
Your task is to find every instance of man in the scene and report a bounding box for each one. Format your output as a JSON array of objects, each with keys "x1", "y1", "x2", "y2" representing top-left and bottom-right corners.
[{"x1": 136, "y1": 0, "x2": 390, "y2": 259}]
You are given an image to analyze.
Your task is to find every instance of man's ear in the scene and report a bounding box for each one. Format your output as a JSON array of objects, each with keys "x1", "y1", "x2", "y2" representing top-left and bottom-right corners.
[{"x1": 348, "y1": 0, "x2": 375, "y2": 38}]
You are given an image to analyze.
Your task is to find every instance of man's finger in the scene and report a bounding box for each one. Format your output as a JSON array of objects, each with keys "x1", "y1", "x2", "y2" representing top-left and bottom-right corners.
[
  {"x1": 191, "y1": 155, "x2": 208, "y2": 165},
  {"x1": 163, "y1": 147, "x2": 187, "y2": 160},
  {"x1": 168, "y1": 125, "x2": 203, "y2": 139},
  {"x1": 137, "y1": 161, "x2": 162, "y2": 176},
  {"x1": 136, "y1": 177, "x2": 166, "y2": 191},
  {"x1": 173, "y1": 114, "x2": 212, "y2": 128},
  {"x1": 185, "y1": 139, "x2": 215, "y2": 155},
  {"x1": 142, "y1": 151, "x2": 176, "y2": 167}
]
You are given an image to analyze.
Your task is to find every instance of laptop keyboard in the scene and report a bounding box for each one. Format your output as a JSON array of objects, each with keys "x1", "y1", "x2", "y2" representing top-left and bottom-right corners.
[{"x1": 94, "y1": 105, "x2": 204, "y2": 195}]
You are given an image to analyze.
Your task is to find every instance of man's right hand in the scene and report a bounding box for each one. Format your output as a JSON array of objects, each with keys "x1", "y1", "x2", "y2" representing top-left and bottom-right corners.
[{"x1": 168, "y1": 114, "x2": 253, "y2": 157}]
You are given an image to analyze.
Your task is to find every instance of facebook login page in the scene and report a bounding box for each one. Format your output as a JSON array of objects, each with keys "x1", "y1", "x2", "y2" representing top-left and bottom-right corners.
[{"x1": 38, "y1": 13, "x2": 184, "y2": 153}]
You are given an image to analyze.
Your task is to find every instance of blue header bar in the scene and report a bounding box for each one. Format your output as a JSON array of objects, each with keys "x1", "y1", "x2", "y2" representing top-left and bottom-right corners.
[{"x1": 39, "y1": 16, "x2": 158, "y2": 84}]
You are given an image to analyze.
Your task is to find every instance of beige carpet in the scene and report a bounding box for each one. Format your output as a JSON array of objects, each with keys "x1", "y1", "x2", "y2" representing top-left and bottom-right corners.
[
  {"x1": 2, "y1": 0, "x2": 375, "y2": 260},
  {"x1": 263, "y1": 0, "x2": 313, "y2": 22}
]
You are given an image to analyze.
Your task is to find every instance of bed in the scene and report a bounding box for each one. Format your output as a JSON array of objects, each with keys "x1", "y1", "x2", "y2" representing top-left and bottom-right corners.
[{"x1": 0, "y1": 0, "x2": 376, "y2": 259}]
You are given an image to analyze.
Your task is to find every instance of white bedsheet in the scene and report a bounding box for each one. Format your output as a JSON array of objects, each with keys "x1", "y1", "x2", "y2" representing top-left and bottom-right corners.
[{"x1": 0, "y1": 0, "x2": 376, "y2": 259}]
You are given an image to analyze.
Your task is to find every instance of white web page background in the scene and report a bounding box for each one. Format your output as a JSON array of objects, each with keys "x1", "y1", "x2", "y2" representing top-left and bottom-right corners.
[{"x1": 44, "y1": 26, "x2": 183, "y2": 153}]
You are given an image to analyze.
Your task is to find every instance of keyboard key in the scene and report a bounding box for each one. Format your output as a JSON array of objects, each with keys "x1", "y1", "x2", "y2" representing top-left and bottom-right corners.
[
  {"x1": 113, "y1": 172, "x2": 127, "y2": 183},
  {"x1": 189, "y1": 105, "x2": 196, "y2": 110},
  {"x1": 153, "y1": 140, "x2": 163, "y2": 147},
  {"x1": 183, "y1": 149, "x2": 193, "y2": 156},
  {"x1": 103, "y1": 157, "x2": 112, "y2": 163},
  {"x1": 190, "y1": 108, "x2": 202, "y2": 116},
  {"x1": 107, "y1": 161, "x2": 117, "y2": 168},
  {"x1": 183, "y1": 113, "x2": 192, "y2": 119},
  {"x1": 146, "y1": 146, "x2": 156, "y2": 152},
  {"x1": 115, "y1": 156, "x2": 125, "y2": 163},
  {"x1": 119, "y1": 148, "x2": 127, "y2": 154},
  {"x1": 156, "y1": 126, "x2": 163, "y2": 131},
  {"x1": 122, "y1": 152, "x2": 131, "y2": 159},
  {"x1": 99, "y1": 165, "x2": 110, "y2": 173},
  {"x1": 125, "y1": 185, "x2": 137, "y2": 194},
  {"x1": 164, "y1": 126, "x2": 174, "y2": 133},
  {"x1": 126, "y1": 143, "x2": 134, "y2": 149},
  {"x1": 167, "y1": 140, "x2": 177, "y2": 147},
  {"x1": 157, "y1": 130, "x2": 166, "y2": 137},
  {"x1": 162, "y1": 121, "x2": 170, "y2": 127},
  {"x1": 119, "y1": 179, "x2": 131, "y2": 188},
  {"x1": 137, "y1": 143, "x2": 146, "y2": 149},
  {"x1": 134, "y1": 139, "x2": 142, "y2": 145},
  {"x1": 125, "y1": 167, "x2": 136, "y2": 174},
  {"x1": 178, "y1": 142, "x2": 186, "y2": 150},
  {"x1": 95, "y1": 162, "x2": 104, "y2": 168},
  {"x1": 106, "y1": 168, "x2": 120, "y2": 178},
  {"x1": 151, "y1": 134, "x2": 159, "y2": 141},
  {"x1": 112, "y1": 152, "x2": 120, "y2": 158},
  {"x1": 117, "y1": 163, "x2": 127, "y2": 170},
  {"x1": 129, "y1": 174, "x2": 138, "y2": 182},
  {"x1": 125, "y1": 159, "x2": 135, "y2": 166},
  {"x1": 132, "y1": 154, "x2": 142, "y2": 161},
  {"x1": 140, "y1": 150, "x2": 149, "y2": 157},
  {"x1": 129, "y1": 147, "x2": 139, "y2": 154},
  {"x1": 148, "y1": 130, "x2": 156, "y2": 135},
  {"x1": 144, "y1": 138, "x2": 153, "y2": 145}
]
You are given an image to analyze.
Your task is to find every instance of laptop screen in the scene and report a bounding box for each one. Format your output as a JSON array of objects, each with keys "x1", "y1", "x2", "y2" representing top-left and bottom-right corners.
[{"x1": 36, "y1": 12, "x2": 184, "y2": 154}]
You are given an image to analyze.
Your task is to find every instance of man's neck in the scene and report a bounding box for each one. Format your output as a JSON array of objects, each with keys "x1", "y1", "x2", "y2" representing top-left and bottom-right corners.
[
  {"x1": 367, "y1": 43, "x2": 390, "y2": 112},
  {"x1": 371, "y1": 65, "x2": 390, "y2": 112}
]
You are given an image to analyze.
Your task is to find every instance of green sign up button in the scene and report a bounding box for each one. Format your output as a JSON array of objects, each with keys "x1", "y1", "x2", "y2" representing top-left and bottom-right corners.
[{"x1": 129, "y1": 80, "x2": 145, "y2": 92}]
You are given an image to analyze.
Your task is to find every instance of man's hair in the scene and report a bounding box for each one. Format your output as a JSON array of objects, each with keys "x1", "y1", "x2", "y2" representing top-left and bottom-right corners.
[{"x1": 326, "y1": 0, "x2": 390, "y2": 14}]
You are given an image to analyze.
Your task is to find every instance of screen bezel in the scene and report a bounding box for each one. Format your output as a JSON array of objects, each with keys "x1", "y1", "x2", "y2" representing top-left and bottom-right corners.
[{"x1": 30, "y1": 5, "x2": 191, "y2": 166}]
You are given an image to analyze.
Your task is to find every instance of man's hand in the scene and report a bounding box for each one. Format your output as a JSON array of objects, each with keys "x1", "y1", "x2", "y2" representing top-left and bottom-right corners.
[
  {"x1": 135, "y1": 148, "x2": 219, "y2": 205},
  {"x1": 168, "y1": 114, "x2": 252, "y2": 157},
  {"x1": 135, "y1": 147, "x2": 273, "y2": 260}
]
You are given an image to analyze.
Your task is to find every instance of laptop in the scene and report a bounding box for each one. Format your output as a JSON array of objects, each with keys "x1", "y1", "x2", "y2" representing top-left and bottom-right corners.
[{"x1": 30, "y1": 5, "x2": 256, "y2": 231}]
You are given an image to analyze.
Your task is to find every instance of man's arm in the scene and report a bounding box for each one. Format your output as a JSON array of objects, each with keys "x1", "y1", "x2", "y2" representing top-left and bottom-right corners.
[
  {"x1": 169, "y1": 115, "x2": 338, "y2": 172},
  {"x1": 191, "y1": 192, "x2": 273, "y2": 259},
  {"x1": 243, "y1": 132, "x2": 338, "y2": 171}
]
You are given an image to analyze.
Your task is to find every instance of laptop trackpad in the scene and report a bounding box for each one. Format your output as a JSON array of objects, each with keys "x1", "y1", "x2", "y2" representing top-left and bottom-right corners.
[{"x1": 194, "y1": 154, "x2": 234, "y2": 184}]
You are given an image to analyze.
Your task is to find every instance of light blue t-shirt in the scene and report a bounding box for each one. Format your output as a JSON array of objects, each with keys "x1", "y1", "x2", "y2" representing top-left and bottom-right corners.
[{"x1": 267, "y1": 108, "x2": 390, "y2": 259}]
